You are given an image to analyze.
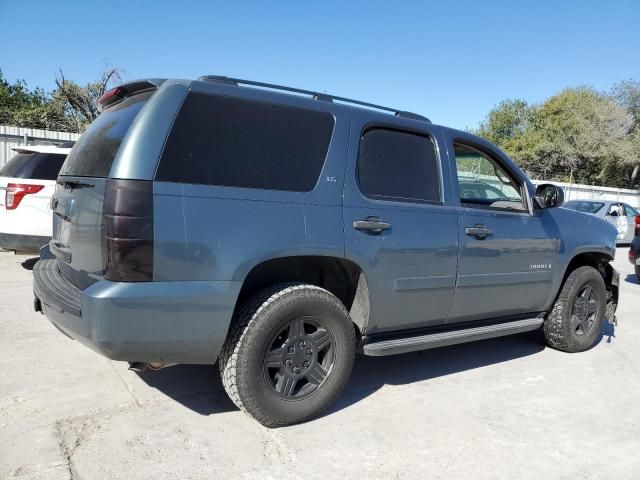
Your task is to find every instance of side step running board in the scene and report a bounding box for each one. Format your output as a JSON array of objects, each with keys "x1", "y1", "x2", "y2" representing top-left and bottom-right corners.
[{"x1": 363, "y1": 317, "x2": 544, "y2": 356}]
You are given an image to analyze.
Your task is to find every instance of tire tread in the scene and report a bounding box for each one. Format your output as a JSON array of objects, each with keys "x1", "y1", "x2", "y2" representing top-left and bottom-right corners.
[{"x1": 219, "y1": 283, "x2": 354, "y2": 427}]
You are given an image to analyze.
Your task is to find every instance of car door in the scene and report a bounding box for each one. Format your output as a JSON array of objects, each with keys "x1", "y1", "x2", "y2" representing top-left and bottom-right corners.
[
  {"x1": 445, "y1": 132, "x2": 559, "y2": 323},
  {"x1": 343, "y1": 113, "x2": 459, "y2": 335},
  {"x1": 623, "y1": 203, "x2": 639, "y2": 243},
  {"x1": 605, "y1": 202, "x2": 628, "y2": 243}
]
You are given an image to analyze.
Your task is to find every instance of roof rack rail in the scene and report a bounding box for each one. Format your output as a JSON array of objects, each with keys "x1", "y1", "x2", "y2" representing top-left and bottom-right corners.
[{"x1": 198, "y1": 75, "x2": 431, "y2": 123}]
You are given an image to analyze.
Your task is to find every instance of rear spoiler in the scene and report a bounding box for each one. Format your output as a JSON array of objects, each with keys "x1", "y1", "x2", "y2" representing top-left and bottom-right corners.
[{"x1": 97, "y1": 78, "x2": 166, "y2": 111}]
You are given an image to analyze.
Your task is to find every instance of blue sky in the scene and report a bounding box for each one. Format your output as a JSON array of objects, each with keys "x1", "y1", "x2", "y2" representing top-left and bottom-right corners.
[{"x1": 1, "y1": 0, "x2": 638, "y2": 129}]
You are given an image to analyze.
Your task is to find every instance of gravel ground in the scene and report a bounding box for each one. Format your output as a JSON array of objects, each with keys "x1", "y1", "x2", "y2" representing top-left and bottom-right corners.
[{"x1": 0, "y1": 249, "x2": 638, "y2": 479}]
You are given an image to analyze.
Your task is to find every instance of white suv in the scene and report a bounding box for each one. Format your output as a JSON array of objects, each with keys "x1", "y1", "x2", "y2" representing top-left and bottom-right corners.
[{"x1": 0, "y1": 144, "x2": 72, "y2": 252}]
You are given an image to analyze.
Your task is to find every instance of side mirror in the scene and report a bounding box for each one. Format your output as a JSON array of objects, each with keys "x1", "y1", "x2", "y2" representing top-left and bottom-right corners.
[{"x1": 534, "y1": 183, "x2": 564, "y2": 209}]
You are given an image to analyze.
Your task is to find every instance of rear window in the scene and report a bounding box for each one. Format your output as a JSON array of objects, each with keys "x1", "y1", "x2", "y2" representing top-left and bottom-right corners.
[
  {"x1": 156, "y1": 92, "x2": 335, "y2": 191},
  {"x1": 0, "y1": 153, "x2": 66, "y2": 180},
  {"x1": 59, "y1": 91, "x2": 153, "y2": 177},
  {"x1": 564, "y1": 201, "x2": 604, "y2": 214}
]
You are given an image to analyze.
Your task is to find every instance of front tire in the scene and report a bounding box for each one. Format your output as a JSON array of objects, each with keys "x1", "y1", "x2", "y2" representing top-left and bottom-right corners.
[
  {"x1": 543, "y1": 266, "x2": 606, "y2": 352},
  {"x1": 219, "y1": 284, "x2": 356, "y2": 427}
]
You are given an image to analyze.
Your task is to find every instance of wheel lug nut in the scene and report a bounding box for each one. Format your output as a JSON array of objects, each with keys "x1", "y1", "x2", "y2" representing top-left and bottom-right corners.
[
  {"x1": 293, "y1": 367, "x2": 300, "y2": 374},
  {"x1": 306, "y1": 348, "x2": 312, "y2": 355},
  {"x1": 299, "y1": 341, "x2": 305, "y2": 348},
  {"x1": 285, "y1": 359, "x2": 292, "y2": 366},
  {"x1": 288, "y1": 346, "x2": 295, "y2": 354},
  {"x1": 303, "y1": 361, "x2": 309, "y2": 367}
]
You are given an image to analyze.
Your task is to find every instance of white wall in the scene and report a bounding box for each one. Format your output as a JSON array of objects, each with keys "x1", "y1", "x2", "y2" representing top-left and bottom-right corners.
[
  {"x1": 460, "y1": 171, "x2": 640, "y2": 208},
  {"x1": 0, "y1": 125, "x2": 80, "y2": 167},
  {"x1": 531, "y1": 180, "x2": 640, "y2": 208}
]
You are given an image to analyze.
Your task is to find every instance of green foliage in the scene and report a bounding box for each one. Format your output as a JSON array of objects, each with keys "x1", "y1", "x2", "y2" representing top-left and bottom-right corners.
[
  {"x1": 475, "y1": 85, "x2": 640, "y2": 189},
  {"x1": 0, "y1": 70, "x2": 75, "y2": 131},
  {"x1": 612, "y1": 80, "x2": 640, "y2": 128},
  {"x1": 0, "y1": 66, "x2": 121, "y2": 133}
]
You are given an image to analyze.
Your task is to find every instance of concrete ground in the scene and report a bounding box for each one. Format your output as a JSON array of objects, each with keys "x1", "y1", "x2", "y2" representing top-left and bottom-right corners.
[{"x1": 0, "y1": 250, "x2": 638, "y2": 480}]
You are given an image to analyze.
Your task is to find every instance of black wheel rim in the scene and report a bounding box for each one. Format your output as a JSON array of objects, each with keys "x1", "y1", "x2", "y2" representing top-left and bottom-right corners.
[
  {"x1": 571, "y1": 284, "x2": 598, "y2": 336},
  {"x1": 262, "y1": 316, "x2": 335, "y2": 400}
]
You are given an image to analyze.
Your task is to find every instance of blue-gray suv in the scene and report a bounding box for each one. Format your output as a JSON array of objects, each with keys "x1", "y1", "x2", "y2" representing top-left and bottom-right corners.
[{"x1": 33, "y1": 76, "x2": 619, "y2": 427}]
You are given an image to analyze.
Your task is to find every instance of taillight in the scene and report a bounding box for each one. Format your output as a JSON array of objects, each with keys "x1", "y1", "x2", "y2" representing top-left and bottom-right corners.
[
  {"x1": 6, "y1": 183, "x2": 44, "y2": 210},
  {"x1": 98, "y1": 87, "x2": 124, "y2": 109},
  {"x1": 102, "y1": 179, "x2": 154, "y2": 282},
  {"x1": 635, "y1": 215, "x2": 640, "y2": 236}
]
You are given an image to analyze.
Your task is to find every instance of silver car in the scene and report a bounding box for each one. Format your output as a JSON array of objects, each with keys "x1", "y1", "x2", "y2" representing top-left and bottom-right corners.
[{"x1": 564, "y1": 200, "x2": 639, "y2": 244}]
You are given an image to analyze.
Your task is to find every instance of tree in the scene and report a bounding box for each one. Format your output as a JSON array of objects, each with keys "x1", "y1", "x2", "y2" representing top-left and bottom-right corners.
[
  {"x1": 611, "y1": 80, "x2": 640, "y2": 128},
  {"x1": 54, "y1": 66, "x2": 122, "y2": 131},
  {"x1": 0, "y1": 69, "x2": 74, "y2": 131},
  {"x1": 475, "y1": 86, "x2": 640, "y2": 188},
  {"x1": 0, "y1": 66, "x2": 124, "y2": 133},
  {"x1": 476, "y1": 99, "x2": 536, "y2": 146}
]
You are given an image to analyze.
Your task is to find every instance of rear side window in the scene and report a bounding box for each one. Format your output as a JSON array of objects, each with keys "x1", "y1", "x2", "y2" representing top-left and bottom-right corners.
[
  {"x1": 357, "y1": 128, "x2": 441, "y2": 203},
  {"x1": 60, "y1": 91, "x2": 153, "y2": 178},
  {"x1": 565, "y1": 201, "x2": 604, "y2": 214},
  {"x1": 156, "y1": 92, "x2": 335, "y2": 191},
  {"x1": 624, "y1": 204, "x2": 638, "y2": 216},
  {"x1": 0, "y1": 153, "x2": 66, "y2": 180}
]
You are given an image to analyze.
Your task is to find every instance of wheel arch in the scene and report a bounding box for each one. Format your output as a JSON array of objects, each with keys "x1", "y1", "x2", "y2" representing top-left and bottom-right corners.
[
  {"x1": 234, "y1": 255, "x2": 371, "y2": 337},
  {"x1": 557, "y1": 250, "x2": 618, "y2": 318}
]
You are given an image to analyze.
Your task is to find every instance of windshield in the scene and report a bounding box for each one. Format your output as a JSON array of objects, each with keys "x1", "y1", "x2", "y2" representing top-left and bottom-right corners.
[
  {"x1": 59, "y1": 91, "x2": 152, "y2": 178},
  {"x1": 564, "y1": 201, "x2": 605, "y2": 214},
  {"x1": 0, "y1": 152, "x2": 67, "y2": 180}
]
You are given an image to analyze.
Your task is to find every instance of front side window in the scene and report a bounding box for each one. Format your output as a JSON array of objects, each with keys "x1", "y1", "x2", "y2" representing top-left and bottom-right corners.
[
  {"x1": 454, "y1": 143, "x2": 524, "y2": 211},
  {"x1": 607, "y1": 203, "x2": 624, "y2": 216},
  {"x1": 564, "y1": 201, "x2": 605, "y2": 214},
  {"x1": 357, "y1": 128, "x2": 441, "y2": 203}
]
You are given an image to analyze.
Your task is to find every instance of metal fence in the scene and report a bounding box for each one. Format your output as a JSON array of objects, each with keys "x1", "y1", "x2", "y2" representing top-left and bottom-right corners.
[
  {"x1": 460, "y1": 171, "x2": 640, "y2": 208},
  {"x1": 0, "y1": 125, "x2": 80, "y2": 168},
  {"x1": 530, "y1": 179, "x2": 640, "y2": 208}
]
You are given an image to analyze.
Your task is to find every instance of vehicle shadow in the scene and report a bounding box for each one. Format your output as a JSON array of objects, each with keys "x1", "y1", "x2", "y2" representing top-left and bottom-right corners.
[
  {"x1": 624, "y1": 274, "x2": 638, "y2": 285},
  {"x1": 325, "y1": 332, "x2": 545, "y2": 417},
  {"x1": 21, "y1": 257, "x2": 39, "y2": 271},
  {"x1": 136, "y1": 331, "x2": 547, "y2": 418},
  {"x1": 136, "y1": 364, "x2": 235, "y2": 415}
]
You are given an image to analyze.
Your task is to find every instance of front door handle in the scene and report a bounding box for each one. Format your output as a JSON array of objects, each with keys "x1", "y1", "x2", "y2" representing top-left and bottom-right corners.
[
  {"x1": 353, "y1": 217, "x2": 391, "y2": 234},
  {"x1": 465, "y1": 224, "x2": 493, "y2": 240}
]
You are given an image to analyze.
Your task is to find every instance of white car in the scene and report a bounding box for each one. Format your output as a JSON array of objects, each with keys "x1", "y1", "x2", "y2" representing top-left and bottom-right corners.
[{"x1": 0, "y1": 144, "x2": 72, "y2": 252}]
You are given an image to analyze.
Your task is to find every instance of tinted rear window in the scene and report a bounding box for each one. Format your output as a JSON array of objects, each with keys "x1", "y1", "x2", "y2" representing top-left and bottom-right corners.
[
  {"x1": 156, "y1": 92, "x2": 334, "y2": 191},
  {"x1": 0, "y1": 152, "x2": 66, "y2": 180},
  {"x1": 59, "y1": 91, "x2": 152, "y2": 177},
  {"x1": 357, "y1": 128, "x2": 441, "y2": 203}
]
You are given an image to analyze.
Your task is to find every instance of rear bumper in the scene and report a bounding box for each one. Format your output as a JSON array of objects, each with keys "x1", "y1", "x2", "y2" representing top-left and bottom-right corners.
[
  {"x1": 0, "y1": 233, "x2": 49, "y2": 252},
  {"x1": 33, "y1": 259, "x2": 242, "y2": 364}
]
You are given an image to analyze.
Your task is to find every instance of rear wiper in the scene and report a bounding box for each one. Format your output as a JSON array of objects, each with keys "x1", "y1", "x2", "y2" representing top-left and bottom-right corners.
[{"x1": 58, "y1": 179, "x2": 94, "y2": 189}]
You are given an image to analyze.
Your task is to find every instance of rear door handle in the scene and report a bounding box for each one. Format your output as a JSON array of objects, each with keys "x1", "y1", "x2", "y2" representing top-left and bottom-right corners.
[
  {"x1": 465, "y1": 225, "x2": 493, "y2": 240},
  {"x1": 353, "y1": 217, "x2": 391, "y2": 234}
]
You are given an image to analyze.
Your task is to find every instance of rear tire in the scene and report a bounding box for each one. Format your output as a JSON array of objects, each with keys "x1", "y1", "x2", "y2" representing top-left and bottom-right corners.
[
  {"x1": 219, "y1": 284, "x2": 356, "y2": 427},
  {"x1": 543, "y1": 266, "x2": 606, "y2": 352},
  {"x1": 635, "y1": 265, "x2": 640, "y2": 283}
]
